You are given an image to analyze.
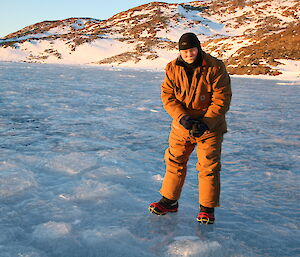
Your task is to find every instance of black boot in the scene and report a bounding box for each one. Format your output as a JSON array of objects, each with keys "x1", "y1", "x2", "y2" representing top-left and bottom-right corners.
[
  {"x1": 149, "y1": 196, "x2": 178, "y2": 215},
  {"x1": 197, "y1": 205, "x2": 215, "y2": 224}
]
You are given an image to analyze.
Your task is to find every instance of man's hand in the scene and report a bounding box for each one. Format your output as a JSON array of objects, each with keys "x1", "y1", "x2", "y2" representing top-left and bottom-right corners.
[
  {"x1": 179, "y1": 115, "x2": 194, "y2": 130},
  {"x1": 180, "y1": 116, "x2": 209, "y2": 137},
  {"x1": 190, "y1": 120, "x2": 209, "y2": 137}
]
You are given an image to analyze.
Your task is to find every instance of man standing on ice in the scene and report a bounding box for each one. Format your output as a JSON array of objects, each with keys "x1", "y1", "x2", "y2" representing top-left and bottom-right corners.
[{"x1": 149, "y1": 33, "x2": 232, "y2": 224}]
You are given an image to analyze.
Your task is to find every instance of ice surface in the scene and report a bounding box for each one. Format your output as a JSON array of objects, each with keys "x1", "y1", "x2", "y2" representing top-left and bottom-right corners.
[{"x1": 0, "y1": 62, "x2": 299, "y2": 257}]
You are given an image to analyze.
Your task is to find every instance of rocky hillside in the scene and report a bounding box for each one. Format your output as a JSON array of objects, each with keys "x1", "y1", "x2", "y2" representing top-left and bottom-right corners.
[{"x1": 0, "y1": 0, "x2": 299, "y2": 78}]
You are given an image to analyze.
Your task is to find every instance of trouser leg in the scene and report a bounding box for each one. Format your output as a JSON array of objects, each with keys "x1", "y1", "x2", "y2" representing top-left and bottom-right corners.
[
  {"x1": 196, "y1": 133, "x2": 223, "y2": 208},
  {"x1": 160, "y1": 129, "x2": 195, "y2": 200}
]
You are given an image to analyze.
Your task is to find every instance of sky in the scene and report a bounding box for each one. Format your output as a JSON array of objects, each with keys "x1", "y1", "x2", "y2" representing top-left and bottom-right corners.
[{"x1": 0, "y1": 0, "x2": 186, "y2": 38}]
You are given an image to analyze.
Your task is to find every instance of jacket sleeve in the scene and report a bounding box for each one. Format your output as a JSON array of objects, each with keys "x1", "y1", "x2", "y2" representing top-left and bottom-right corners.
[
  {"x1": 161, "y1": 64, "x2": 188, "y2": 122},
  {"x1": 202, "y1": 62, "x2": 232, "y2": 130}
]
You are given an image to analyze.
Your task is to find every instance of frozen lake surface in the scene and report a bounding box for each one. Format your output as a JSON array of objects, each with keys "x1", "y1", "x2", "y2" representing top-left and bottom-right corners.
[{"x1": 0, "y1": 62, "x2": 299, "y2": 257}]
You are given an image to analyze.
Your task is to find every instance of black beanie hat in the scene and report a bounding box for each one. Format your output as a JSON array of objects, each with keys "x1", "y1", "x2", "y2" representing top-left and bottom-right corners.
[{"x1": 179, "y1": 32, "x2": 200, "y2": 50}]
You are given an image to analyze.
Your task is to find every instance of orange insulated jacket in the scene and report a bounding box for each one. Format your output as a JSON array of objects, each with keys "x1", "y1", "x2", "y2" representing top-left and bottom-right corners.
[{"x1": 161, "y1": 51, "x2": 232, "y2": 133}]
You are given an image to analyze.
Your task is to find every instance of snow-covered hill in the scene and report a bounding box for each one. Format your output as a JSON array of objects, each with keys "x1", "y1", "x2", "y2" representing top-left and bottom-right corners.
[{"x1": 0, "y1": 0, "x2": 299, "y2": 79}]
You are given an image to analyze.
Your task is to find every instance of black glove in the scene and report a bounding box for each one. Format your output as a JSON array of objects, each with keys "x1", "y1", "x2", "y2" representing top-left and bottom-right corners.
[
  {"x1": 189, "y1": 119, "x2": 209, "y2": 138},
  {"x1": 179, "y1": 115, "x2": 193, "y2": 130}
]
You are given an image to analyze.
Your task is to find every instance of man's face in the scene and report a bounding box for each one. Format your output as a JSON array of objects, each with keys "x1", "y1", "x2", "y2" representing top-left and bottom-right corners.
[{"x1": 180, "y1": 47, "x2": 198, "y2": 64}]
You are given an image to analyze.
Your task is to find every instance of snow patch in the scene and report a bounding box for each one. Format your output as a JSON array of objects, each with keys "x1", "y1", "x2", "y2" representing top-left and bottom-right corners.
[
  {"x1": 276, "y1": 81, "x2": 300, "y2": 86},
  {"x1": 71, "y1": 180, "x2": 114, "y2": 201},
  {"x1": 82, "y1": 227, "x2": 131, "y2": 243},
  {"x1": 33, "y1": 222, "x2": 71, "y2": 239},
  {"x1": 0, "y1": 162, "x2": 36, "y2": 198},
  {"x1": 45, "y1": 152, "x2": 96, "y2": 175},
  {"x1": 273, "y1": 59, "x2": 300, "y2": 81},
  {"x1": 71, "y1": 19, "x2": 85, "y2": 30},
  {"x1": 152, "y1": 174, "x2": 163, "y2": 181},
  {"x1": 167, "y1": 237, "x2": 222, "y2": 257}
]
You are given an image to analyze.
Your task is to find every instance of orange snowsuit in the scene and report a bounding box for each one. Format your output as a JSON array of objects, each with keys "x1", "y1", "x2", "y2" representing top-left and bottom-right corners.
[{"x1": 159, "y1": 51, "x2": 232, "y2": 208}]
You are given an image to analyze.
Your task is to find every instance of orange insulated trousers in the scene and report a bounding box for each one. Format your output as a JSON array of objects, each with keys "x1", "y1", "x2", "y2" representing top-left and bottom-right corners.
[{"x1": 160, "y1": 122, "x2": 223, "y2": 208}]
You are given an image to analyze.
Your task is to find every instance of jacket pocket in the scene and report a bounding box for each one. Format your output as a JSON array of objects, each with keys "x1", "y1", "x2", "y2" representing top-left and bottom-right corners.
[
  {"x1": 198, "y1": 92, "x2": 212, "y2": 109},
  {"x1": 197, "y1": 81, "x2": 212, "y2": 108}
]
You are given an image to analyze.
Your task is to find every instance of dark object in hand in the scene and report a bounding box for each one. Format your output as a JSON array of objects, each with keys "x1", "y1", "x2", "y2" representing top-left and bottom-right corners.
[
  {"x1": 189, "y1": 119, "x2": 209, "y2": 138},
  {"x1": 180, "y1": 115, "x2": 209, "y2": 137}
]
